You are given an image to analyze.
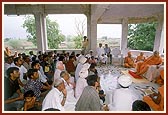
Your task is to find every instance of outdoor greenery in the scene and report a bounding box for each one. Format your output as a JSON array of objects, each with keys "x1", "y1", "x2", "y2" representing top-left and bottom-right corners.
[
  {"x1": 22, "y1": 15, "x2": 84, "y2": 49},
  {"x1": 5, "y1": 15, "x2": 158, "y2": 51},
  {"x1": 22, "y1": 16, "x2": 65, "y2": 49},
  {"x1": 127, "y1": 22, "x2": 158, "y2": 51},
  {"x1": 72, "y1": 36, "x2": 83, "y2": 49}
]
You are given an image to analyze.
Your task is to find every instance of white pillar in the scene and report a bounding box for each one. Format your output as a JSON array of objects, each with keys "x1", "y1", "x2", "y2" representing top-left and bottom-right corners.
[
  {"x1": 153, "y1": 15, "x2": 164, "y2": 54},
  {"x1": 86, "y1": 11, "x2": 97, "y2": 55},
  {"x1": 90, "y1": 20, "x2": 97, "y2": 56},
  {"x1": 41, "y1": 14, "x2": 48, "y2": 52},
  {"x1": 159, "y1": 25, "x2": 164, "y2": 55},
  {"x1": 34, "y1": 13, "x2": 48, "y2": 53},
  {"x1": 87, "y1": 14, "x2": 91, "y2": 52},
  {"x1": 121, "y1": 18, "x2": 128, "y2": 56},
  {"x1": 34, "y1": 13, "x2": 44, "y2": 53}
]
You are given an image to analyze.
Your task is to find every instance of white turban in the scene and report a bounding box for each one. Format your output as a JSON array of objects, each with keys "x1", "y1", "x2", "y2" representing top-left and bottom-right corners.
[
  {"x1": 79, "y1": 63, "x2": 91, "y2": 78},
  {"x1": 79, "y1": 56, "x2": 87, "y2": 64},
  {"x1": 118, "y1": 75, "x2": 132, "y2": 87}
]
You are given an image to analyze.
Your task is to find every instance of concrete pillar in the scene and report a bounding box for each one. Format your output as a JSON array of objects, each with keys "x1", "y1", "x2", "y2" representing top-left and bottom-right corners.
[
  {"x1": 34, "y1": 12, "x2": 44, "y2": 53},
  {"x1": 159, "y1": 25, "x2": 164, "y2": 55},
  {"x1": 41, "y1": 14, "x2": 48, "y2": 52},
  {"x1": 90, "y1": 20, "x2": 97, "y2": 55},
  {"x1": 153, "y1": 15, "x2": 164, "y2": 55},
  {"x1": 86, "y1": 9, "x2": 97, "y2": 55},
  {"x1": 87, "y1": 14, "x2": 91, "y2": 52},
  {"x1": 121, "y1": 18, "x2": 128, "y2": 56}
]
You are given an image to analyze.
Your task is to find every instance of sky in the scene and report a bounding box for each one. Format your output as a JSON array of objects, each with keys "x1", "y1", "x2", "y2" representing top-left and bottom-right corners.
[{"x1": 3, "y1": 14, "x2": 122, "y2": 39}]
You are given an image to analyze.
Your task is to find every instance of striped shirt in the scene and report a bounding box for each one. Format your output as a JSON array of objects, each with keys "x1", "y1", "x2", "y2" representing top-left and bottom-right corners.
[{"x1": 75, "y1": 86, "x2": 102, "y2": 111}]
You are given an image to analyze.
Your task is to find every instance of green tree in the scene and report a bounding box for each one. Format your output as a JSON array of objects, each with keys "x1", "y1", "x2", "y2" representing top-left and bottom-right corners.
[
  {"x1": 22, "y1": 15, "x2": 65, "y2": 49},
  {"x1": 22, "y1": 16, "x2": 36, "y2": 45},
  {"x1": 128, "y1": 22, "x2": 158, "y2": 51},
  {"x1": 72, "y1": 36, "x2": 83, "y2": 49}
]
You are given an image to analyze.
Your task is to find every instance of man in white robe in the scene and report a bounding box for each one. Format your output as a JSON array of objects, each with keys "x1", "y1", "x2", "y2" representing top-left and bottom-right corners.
[
  {"x1": 109, "y1": 75, "x2": 138, "y2": 111},
  {"x1": 60, "y1": 71, "x2": 77, "y2": 111},
  {"x1": 42, "y1": 78, "x2": 67, "y2": 111},
  {"x1": 96, "y1": 43, "x2": 105, "y2": 59},
  {"x1": 75, "y1": 63, "x2": 90, "y2": 101},
  {"x1": 75, "y1": 56, "x2": 87, "y2": 82}
]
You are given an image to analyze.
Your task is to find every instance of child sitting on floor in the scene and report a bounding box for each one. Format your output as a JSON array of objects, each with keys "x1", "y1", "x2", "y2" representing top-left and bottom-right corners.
[{"x1": 23, "y1": 90, "x2": 41, "y2": 111}]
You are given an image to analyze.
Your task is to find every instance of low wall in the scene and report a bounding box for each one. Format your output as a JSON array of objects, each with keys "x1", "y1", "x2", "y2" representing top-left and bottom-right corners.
[{"x1": 129, "y1": 50, "x2": 153, "y2": 58}]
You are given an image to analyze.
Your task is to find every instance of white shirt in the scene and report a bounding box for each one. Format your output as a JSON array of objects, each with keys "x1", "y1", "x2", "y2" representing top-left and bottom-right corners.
[
  {"x1": 75, "y1": 77, "x2": 88, "y2": 101},
  {"x1": 54, "y1": 69, "x2": 62, "y2": 82},
  {"x1": 61, "y1": 78, "x2": 77, "y2": 111},
  {"x1": 96, "y1": 47, "x2": 105, "y2": 57},
  {"x1": 42, "y1": 87, "x2": 65, "y2": 111},
  {"x1": 4, "y1": 63, "x2": 12, "y2": 72},
  {"x1": 38, "y1": 70, "x2": 47, "y2": 83},
  {"x1": 39, "y1": 66, "x2": 48, "y2": 79},
  {"x1": 110, "y1": 88, "x2": 138, "y2": 111},
  {"x1": 11, "y1": 64, "x2": 27, "y2": 82},
  {"x1": 75, "y1": 63, "x2": 84, "y2": 82},
  {"x1": 4, "y1": 63, "x2": 12, "y2": 77}
]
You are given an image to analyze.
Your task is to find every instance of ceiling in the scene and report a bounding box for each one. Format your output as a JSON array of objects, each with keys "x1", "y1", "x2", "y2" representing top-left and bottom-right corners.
[{"x1": 4, "y1": 3, "x2": 164, "y2": 24}]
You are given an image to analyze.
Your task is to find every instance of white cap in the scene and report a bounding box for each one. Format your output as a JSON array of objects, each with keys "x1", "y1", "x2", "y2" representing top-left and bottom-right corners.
[
  {"x1": 118, "y1": 75, "x2": 132, "y2": 87},
  {"x1": 79, "y1": 56, "x2": 87, "y2": 64}
]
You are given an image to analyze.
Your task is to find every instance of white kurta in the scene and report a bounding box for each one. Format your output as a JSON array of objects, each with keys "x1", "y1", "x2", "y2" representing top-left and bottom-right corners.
[
  {"x1": 109, "y1": 88, "x2": 138, "y2": 111},
  {"x1": 54, "y1": 69, "x2": 62, "y2": 82},
  {"x1": 75, "y1": 77, "x2": 88, "y2": 101},
  {"x1": 42, "y1": 87, "x2": 64, "y2": 111},
  {"x1": 62, "y1": 78, "x2": 77, "y2": 111},
  {"x1": 75, "y1": 63, "x2": 83, "y2": 82},
  {"x1": 96, "y1": 47, "x2": 105, "y2": 57},
  {"x1": 38, "y1": 70, "x2": 47, "y2": 83}
]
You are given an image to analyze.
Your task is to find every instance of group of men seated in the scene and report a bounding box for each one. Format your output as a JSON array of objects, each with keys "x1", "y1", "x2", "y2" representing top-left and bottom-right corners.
[
  {"x1": 123, "y1": 51, "x2": 164, "y2": 82},
  {"x1": 4, "y1": 48, "x2": 109, "y2": 111},
  {"x1": 3, "y1": 46, "x2": 164, "y2": 111}
]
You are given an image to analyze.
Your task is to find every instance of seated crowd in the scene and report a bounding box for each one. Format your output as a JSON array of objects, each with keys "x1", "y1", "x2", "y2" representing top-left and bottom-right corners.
[{"x1": 4, "y1": 46, "x2": 164, "y2": 111}]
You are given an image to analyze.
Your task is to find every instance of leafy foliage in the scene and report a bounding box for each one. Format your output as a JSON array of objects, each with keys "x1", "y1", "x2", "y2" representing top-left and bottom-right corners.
[
  {"x1": 22, "y1": 16, "x2": 36, "y2": 45},
  {"x1": 72, "y1": 35, "x2": 83, "y2": 49},
  {"x1": 128, "y1": 22, "x2": 158, "y2": 51},
  {"x1": 22, "y1": 16, "x2": 65, "y2": 49}
]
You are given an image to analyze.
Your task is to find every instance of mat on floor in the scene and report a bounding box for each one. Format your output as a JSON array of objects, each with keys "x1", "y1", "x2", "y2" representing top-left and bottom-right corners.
[
  {"x1": 121, "y1": 70, "x2": 149, "y2": 83},
  {"x1": 128, "y1": 70, "x2": 143, "y2": 79}
]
